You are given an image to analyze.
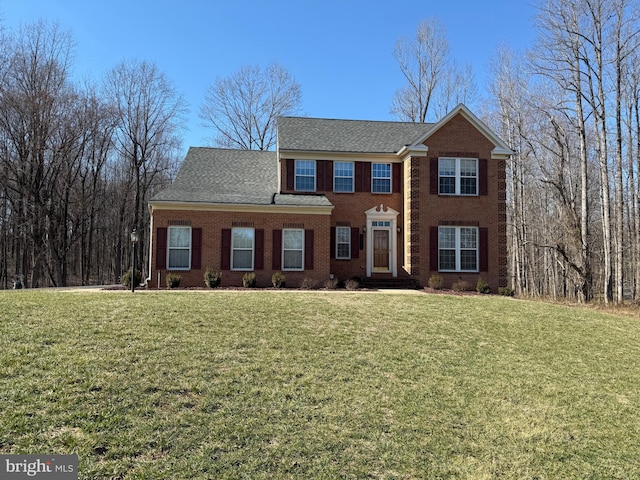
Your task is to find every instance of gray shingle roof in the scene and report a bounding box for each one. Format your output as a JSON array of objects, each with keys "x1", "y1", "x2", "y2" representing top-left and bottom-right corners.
[
  {"x1": 150, "y1": 147, "x2": 332, "y2": 208},
  {"x1": 277, "y1": 116, "x2": 433, "y2": 154}
]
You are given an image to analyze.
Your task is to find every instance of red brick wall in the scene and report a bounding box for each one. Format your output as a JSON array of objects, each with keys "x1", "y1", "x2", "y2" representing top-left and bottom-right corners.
[{"x1": 150, "y1": 209, "x2": 331, "y2": 288}]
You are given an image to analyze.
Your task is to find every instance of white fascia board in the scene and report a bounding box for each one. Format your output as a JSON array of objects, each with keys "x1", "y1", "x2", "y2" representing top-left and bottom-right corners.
[
  {"x1": 149, "y1": 201, "x2": 334, "y2": 215},
  {"x1": 278, "y1": 149, "x2": 399, "y2": 163}
]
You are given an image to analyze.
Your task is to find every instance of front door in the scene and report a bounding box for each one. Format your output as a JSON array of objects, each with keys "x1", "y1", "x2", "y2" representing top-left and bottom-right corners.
[{"x1": 373, "y1": 229, "x2": 390, "y2": 271}]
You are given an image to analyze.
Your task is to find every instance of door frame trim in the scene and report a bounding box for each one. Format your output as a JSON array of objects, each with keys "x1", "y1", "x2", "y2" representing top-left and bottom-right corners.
[{"x1": 365, "y1": 204, "x2": 399, "y2": 277}]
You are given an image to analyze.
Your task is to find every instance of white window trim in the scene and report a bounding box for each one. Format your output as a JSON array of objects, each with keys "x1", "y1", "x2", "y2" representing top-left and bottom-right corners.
[
  {"x1": 167, "y1": 226, "x2": 191, "y2": 270},
  {"x1": 371, "y1": 163, "x2": 392, "y2": 194},
  {"x1": 295, "y1": 160, "x2": 316, "y2": 192},
  {"x1": 231, "y1": 227, "x2": 254, "y2": 271},
  {"x1": 438, "y1": 157, "x2": 478, "y2": 196},
  {"x1": 333, "y1": 161, "x2": 354, "y2": 193},
  {"x1": 438, "y1": 226, "x2": 479, "y2": 272},
  {"x1": 336, "y1": 226, "x2": 351, "y2": 260},
  {"x1": 282, "y1": 228, "x2": 305, "y2": 271}
]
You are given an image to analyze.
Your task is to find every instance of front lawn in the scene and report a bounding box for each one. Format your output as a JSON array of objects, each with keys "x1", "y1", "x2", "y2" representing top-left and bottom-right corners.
[{"x1": 1, "y1": 290, "x2": 639, "y2": 478}]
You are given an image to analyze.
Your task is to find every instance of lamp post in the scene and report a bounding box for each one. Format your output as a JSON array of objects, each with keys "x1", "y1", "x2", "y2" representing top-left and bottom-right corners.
[{"x1": 130, "y1": 229, "x2": 140, "y2": 293}]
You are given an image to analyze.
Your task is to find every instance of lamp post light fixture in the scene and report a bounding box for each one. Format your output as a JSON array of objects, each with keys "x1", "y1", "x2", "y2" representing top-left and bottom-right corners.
[{"x1": 130, "y1": 229, "x2": 140, "y2": 293}]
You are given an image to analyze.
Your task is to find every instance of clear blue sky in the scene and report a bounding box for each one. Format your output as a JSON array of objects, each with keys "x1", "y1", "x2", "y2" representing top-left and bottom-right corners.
[{"x1": 1, "y1": 0, "x2": 537, "y2": 154}]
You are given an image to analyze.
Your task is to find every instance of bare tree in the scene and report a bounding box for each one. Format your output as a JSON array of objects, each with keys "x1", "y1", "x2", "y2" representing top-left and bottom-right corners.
[
  {"x1": 200, "y1": 62, "x2": 302, "y2": 151},
  {"x1": 391, "y1": 18, "x2": 477, "y2": 122}
]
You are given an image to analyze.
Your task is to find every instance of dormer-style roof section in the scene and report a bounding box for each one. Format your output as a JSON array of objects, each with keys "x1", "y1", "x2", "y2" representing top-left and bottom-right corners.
[
  {"x1": 405, "y1": 103, "x2": 515, "y2": 159},
  {"x1": 277, "y1": 116, "x2": 432, "y2": 155}
]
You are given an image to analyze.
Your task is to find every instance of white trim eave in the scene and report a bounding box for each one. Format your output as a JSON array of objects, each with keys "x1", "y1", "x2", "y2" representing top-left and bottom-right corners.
[
  {"x1": 278, "y1": 149, "x2": 400, "y2": 163},
  {"x1": 149, "y1": 201, "x2": 334, "y2": 215},
  {"x1": 411, "y1": 103, "x2": 515, "y2": 156},
  {"x1": 398, "y1": 144, "x2": 428, "y2": 161}
]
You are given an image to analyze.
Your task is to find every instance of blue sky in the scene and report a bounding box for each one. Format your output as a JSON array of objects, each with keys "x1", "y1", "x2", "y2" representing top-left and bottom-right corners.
[{"x1": 1, "y1": 0, "x2": 537, "y2": 153}]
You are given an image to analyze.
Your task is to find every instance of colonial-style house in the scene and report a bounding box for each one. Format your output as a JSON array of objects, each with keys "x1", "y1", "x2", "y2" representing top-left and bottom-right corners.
[{"x1": 147, "y1": 104, "x2": 512, "y2": 289}]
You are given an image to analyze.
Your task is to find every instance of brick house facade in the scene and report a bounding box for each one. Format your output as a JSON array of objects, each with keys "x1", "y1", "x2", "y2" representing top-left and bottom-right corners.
[{"x1": 148, "y1": 104, "x2": 512, "y2": 289}]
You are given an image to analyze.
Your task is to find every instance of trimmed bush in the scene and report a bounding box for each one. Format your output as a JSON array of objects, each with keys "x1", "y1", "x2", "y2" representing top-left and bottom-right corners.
[
  {"x1": 166, "y1": 273, "x2": 181, "y2": 288},
  {"x1": 428, "y1": 274, "x2": 444, "y2": 290},
  {"x1": 204, "y1": 268, "x2": 222, "y2": 288},
  {"x1": 345, "y1": 278, "x2": 360, "y2": 290},
  {"x1": 300, "y1": 277, "x2": 318, "y2": 290},
  {"x1": 499, "y1": 286, "x2": 515, "y2": 297},
  {"x1": 324, "y1": 277, "x2": 339, "y2": 290},
  {"x1": 271, "y1": 271, "x2": 286, "y2": 288},
  {"x1": 122, "y1": 269, "x2": 142, "y2": 289},
  {"x1": 242, "y1": 272, "x2": 257, "y2": 288},
  {"x1": 476, "y1": 277, "x2": 491, "y2": 294},
  {"x1": 451, "y1": 280, "x2": 470, "y2": 292}
]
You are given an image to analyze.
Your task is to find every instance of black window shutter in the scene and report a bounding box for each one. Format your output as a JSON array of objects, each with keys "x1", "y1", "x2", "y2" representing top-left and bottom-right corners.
[
  {"x1": 430, "y1": 226, "x2": 439, "y2": 271},
  {"x1": 272, "y1": 230, "x2": 282, "y2": 269},
  {"x1": 430, "y1": 158, "x2": 438, "y2": 195},
  {"x1": 221, "y1": 229, "x2": 231, "y2": 270},
  {"x1": 304, "y1": 229, "x2": 314, "y2": 270},
  {"x1": 479, "y1": 159, "x2": 488, "y2": 196},
  {"x1": 286, "y1": 159, "x2": 295, "y2": 190},
  {"x1": 392, "y1": 163, "x2": 402, "y2": 193},
  {"x1": 191, "y1": 228, "x2": 202, "y2": 270},
  {"x1": 350, "y1": 227, "x2": 359, "y2": 259},
  {"x1": 156, "y1": 227, "x2": 167, "y2": 269},
  {"x1": 479, "y1": 227, "x2": 489, "y2": 272},
  {"x1": 330, "y1": 227, "x2": 336, "y2": 259},
  {"x1": 255, "y1": 229, "x2": 264, "y2": 270}
]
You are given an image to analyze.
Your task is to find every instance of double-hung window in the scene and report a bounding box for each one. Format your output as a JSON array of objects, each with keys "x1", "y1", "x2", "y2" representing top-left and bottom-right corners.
[
  {"x1": 232, "y1": 228, "x2": 254, "y2": 270},
  {"x1": 438, "y1": 226, "x2": 478, "y2": 272},
  {"x1": 336, "y1": 226, "x2": 351, "y2": 259},
  {"x1": 283, "y1": 229, "x2": 304, "y2": 270},
  {"x1": 168, "y1": 226, "x2": 191, "y2": 270},
  {"x1": 295, "y1": 160, "x2": 316, "y2": 192},
  {"x1": 439, "y1": 158, "x2": 478, "y2": 195},
  {"x1": 372, "y1": 163, "x2": 391, "y2": 193},
  {"x1": 334, "y1": 162, "x2": 354, "y2": 192}
]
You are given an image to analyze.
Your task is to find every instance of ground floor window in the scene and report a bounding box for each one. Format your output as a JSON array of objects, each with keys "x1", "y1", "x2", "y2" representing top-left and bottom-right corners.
[
  {"x1": 439, "y1": 226, "x2": 478, "y2": 272},
  {"x1": 283, "y1": 229, "x2": 304, "y2": 270},
  {"x1": 168, "y1": 226, "x2": 191, "y2": 270},
  {"x1": 336, "y1": 226, "x2": 351, "y2": 259},
  {"x1": 232, "y1": 228, "x2": 254, "y2": 270}
]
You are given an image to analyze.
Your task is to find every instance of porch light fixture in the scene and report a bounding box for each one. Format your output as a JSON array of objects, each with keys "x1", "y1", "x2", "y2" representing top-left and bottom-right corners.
[{"x1": 130, "y1": 229, "x2": 140, "y2": 293}]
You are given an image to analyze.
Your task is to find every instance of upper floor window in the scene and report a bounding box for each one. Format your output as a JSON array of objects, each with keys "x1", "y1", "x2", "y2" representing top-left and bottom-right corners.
[
  {"x1": 295, "y1": 160, "x2": 316, "y2": 192},
  {"x1": 232, "y1": 227, "x2": 254, "y2": 270},
  {"x1": 334, "y1": 162, "x2": 354, "y2": 192},
  {"x1": 168, "y1": 226, "x2": 191, "y2": 270},
  {"x1": 439, "y1": 158, "x2": 478, "y2": 195},
  {"x1": 372, "y1": 163, "x2": 391, "y2": 193},
  {"x1": 438, "y1": 226, "x2": 478, "y2": 272},
  {"x1": 283, "y1": 229, "x2": 304, "y2": 270},
  {"x1": 336, "y1": 226, "x2": 351, "y2": 259}
]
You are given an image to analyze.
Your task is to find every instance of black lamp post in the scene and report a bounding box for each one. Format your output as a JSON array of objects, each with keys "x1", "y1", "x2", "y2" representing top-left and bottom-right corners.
[{"x1": 130, "y1": 229, "x2": 140, "y2": 292}]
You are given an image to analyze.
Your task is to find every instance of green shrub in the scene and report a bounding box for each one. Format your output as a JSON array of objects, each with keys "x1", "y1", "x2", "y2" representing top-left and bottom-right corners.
[
  {"x1": 428, "y1": 273, "x2": 444, "y2": 290},
  {"x1": 499, "y1": 286, "x2": 515, "y2": 297},
  {"x1": 476, "y1": 277, "x2": 491, "y2": 294},
  {"x1": 122, "y1": 269, "x2": 142, "y2": 288},
  {"x1": 204, "y1": 268, "x2": 222, "y2": 288},
  {"x1": 271, "y1": 271, "x2": 286, "y2": 288},
  {"x1": 242, "y1": 272, "x2": 257, "y2": 288},
  {"x1": 451, "y1": 280, "x2": 470, "y2": 292},
  {"x1": 300, "y1": 277, "x2": 318, "y2": 290},
  {"x1": 166, "y1": 273, "x2": 181, "y2": 288}
]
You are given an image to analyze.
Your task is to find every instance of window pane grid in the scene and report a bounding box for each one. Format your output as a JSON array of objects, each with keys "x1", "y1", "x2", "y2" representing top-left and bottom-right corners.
[
  {"x1": 232, "y1": 228, "x2": 254, "y2": 270},
  {"x1": 168, "y1": 226, "x2": 191, "y2": 270},
  {"x1": 438, "y1": 226, "x2": 478, "y2": 272},
  {"x1": 295, "y1": 160, "x2": 315, "y2": 192},
  {"x1": 372, "y1": 163, "x2": 391, "y2": 193},
  {"x1": 438, "y1": 158, "x2": 478, "y2": 195},
  {"x1": 336, "y1": 226, "x2": 351, "y2": 259},
  {"x1": 283, "y1": 229, "x2": 304, "y2": 270}
]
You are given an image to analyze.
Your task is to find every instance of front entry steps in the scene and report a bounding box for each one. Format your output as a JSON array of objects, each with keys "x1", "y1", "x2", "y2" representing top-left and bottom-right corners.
[{"x1": 361, "y1": 276, "x2": 419, "y2": 290}]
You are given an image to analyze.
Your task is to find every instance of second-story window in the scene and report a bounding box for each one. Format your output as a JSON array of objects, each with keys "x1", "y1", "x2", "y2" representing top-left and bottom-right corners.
[
  {"x1": 372, "y1": 163, "x2": 391, "y2": 193},
  {"x1": 295, "y1": 160, "x2": 316, "y2": 192},
  {"x1": 439, "y1": 158, "x2": 478, "y2": 195},
  {"x1": 334, "y1": 162, "x2": 354, "y2": 192}
]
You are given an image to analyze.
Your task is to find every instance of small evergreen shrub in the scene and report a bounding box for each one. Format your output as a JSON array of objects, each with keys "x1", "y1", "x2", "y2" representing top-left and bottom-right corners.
[
  {"x1": 324, "y1": 277, "x2": 339, "y2": 290},
  {"x1": 451, "y1": 280, "x2": 470, "y2": 292},
  {"x1": 122, "y1": 269, "x2": 142, "y2": 288},
  {"x1": 204, "y1": 268, "x2": 222, "y2": 288},
  {"x1": 242, "y1": 272, "x2": 257, "y2": 288},
  {"x1": 345, "y1": 278, "x2": 360, "y2": 290},
  {"x1": 166, "y1": 273, "x2": 181, "y2": 288},
  {"x1": 428, "y1": 273, "x2": 444, "y2": 290},
  {"x1": 476, "y1": 277, "x2": 491, "y2": 294},
  {"x1": 271, "y1": 271, "x2": 286, "y2": 288},
  {"x1": 499, "y1": 286, "x2": 515, "y2": 297},
  {"x1": 300, "y1": 277, "x2": 318, "y2": 290},
  {"x1": 13, "y1": 275, "x2": 24, "y2": 289}
]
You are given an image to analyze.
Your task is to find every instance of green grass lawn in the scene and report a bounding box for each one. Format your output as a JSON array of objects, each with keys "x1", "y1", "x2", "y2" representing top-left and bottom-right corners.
[{"x1": 1, "y1": 290, "x2": 640, "y2": 479}]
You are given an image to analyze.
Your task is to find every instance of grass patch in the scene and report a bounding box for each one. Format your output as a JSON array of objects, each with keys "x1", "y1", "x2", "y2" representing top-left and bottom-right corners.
[{"x1": 1, "y1": 290, "x2": 640, "y2": 478}]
